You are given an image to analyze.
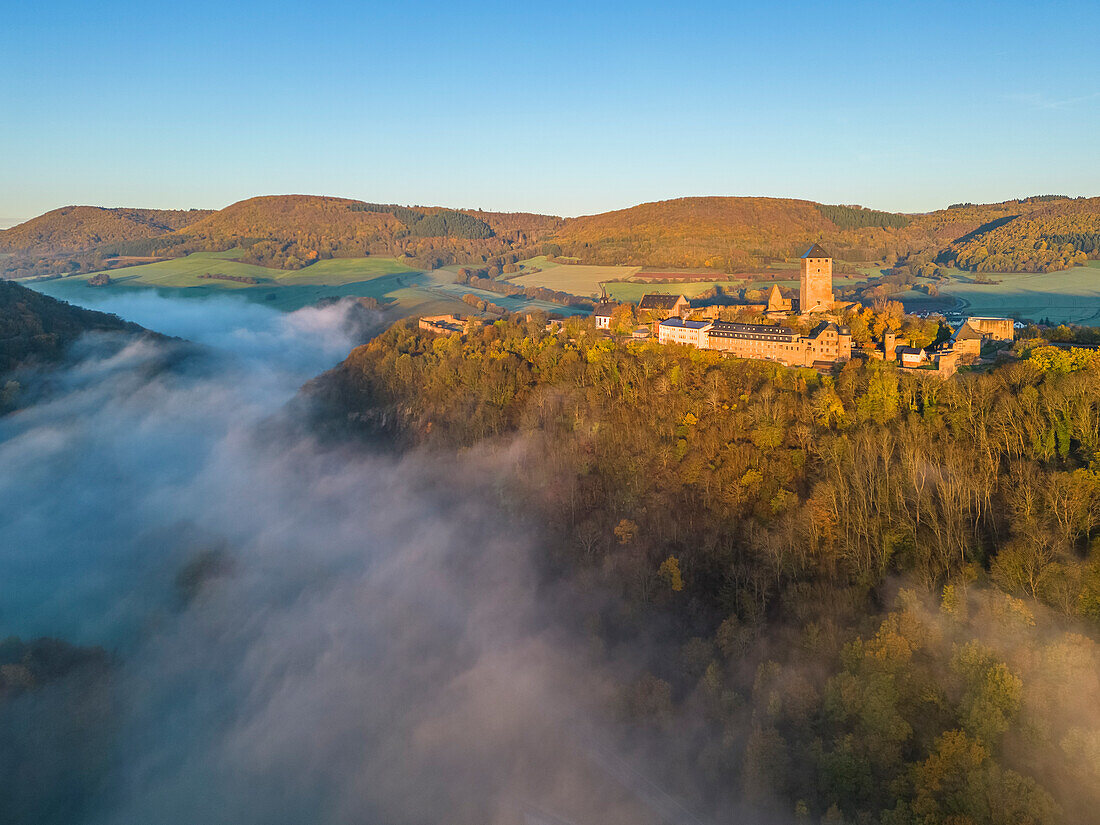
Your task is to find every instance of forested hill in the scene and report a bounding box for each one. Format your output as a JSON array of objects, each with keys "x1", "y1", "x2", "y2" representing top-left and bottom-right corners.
[
  {"x1": 4, "y1": 192, "x2": 1100, "y2": 280},
  {"x1": 0, "y1": 195, "x2": 564, "y2": 278},
  {"x1": 177, "y1": 195, "x2": 564, "y2": 270},
  {"x1": 945, "y1": 195, "x2": 1100, "y2": 272},
  {"x1": 0, "y1": 206, "x2": 213, "y2": 258},
  {"x1": 550, "y1": 194, "x2": 1100, "y2": 272},
  {"x1": 0, "y1": 279, "x2": 146, "y2": 375},
  {"x1": 312, "y1": 312, "x2": 1100, "y2": 824}
]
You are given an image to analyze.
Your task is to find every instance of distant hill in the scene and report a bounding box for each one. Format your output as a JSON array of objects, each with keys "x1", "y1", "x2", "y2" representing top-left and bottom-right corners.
[
  {"x1": 180, "y1": 194, "x2": 563, "y2": 269},
  {"x1": 551, "y1": 196, "x2": 840, "y2": 269},
  {"x1": 3, "y1": 192, "x2": 1099, "y2": 281},
  {"x1": 548, "y1": 195, "x2": 1096, "y2": 272},
  {"x1": 0, "y1": 279, "x2": 146, "y2": 375},
  {"x1": 944, "y1": 196, "x2": 1100, "y2": 272},
  {"x1": 0, "y1": 195, "x2": 564, "y2": 278},
  {"x1": 0, "y1": 206, "x2": 213, "y2": 258}
]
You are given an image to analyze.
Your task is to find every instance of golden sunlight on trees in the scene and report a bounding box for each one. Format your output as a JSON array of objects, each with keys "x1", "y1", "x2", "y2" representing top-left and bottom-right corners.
[{"x1": 657, "y1": 555, "x2": 684, "y2": 592}]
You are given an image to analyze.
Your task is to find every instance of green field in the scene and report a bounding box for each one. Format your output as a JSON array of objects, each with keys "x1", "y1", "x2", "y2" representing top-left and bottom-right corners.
[
  {"x1": 71, "y1": 250, "x2": 417, "y2": 288},
  {"x1": 603, "y1": 281, "x2": 738, "y2": 301},
  {"x1": 901, "y1": 264, "x2": 1100, "y2": 324},
  {"x1": 28, "y1": 251, "x2": 590, "y2": 316}
]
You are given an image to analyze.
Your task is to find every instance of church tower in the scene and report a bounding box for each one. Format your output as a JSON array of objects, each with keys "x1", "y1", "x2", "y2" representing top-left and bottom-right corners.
[{"x1": 800, "y1": 243, "x2": 834, "y2": 313}]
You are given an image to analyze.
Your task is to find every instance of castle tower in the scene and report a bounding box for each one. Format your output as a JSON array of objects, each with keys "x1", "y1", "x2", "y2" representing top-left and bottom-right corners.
[{"x1": 800, "y1": 243, "x2": 834, "y2": 313}]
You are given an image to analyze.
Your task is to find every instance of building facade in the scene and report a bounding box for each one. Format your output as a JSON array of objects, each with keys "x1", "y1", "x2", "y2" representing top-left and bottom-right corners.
[
  {"x1": 657, "y1": 318, "x2": 713, "y2": 347},
  {"x1": 965, "y1": 316, "x2": 1014, "y2": 342},
  {"x1": 419, "y1": 315, "x2": 466, "y2": 334},
  {"x1": 593, "y1": 301, "x2": 616, "y2": 329},
  {"x1": 706, "y1": 320, "x2": 851, "y2": 367}
]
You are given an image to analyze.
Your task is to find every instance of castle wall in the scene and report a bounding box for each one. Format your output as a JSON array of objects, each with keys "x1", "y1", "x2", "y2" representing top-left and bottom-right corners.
[{"x1": 967, "y1": 317, "x2": 1014, "y2": 341}]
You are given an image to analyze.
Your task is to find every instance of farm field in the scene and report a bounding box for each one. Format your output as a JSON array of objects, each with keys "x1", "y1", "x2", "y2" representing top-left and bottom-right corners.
[
  {"x1": 913, "y1": 264, "x2": 1100, "y2": 324},
  {"x1": 73, "y1": 250, "x2": 417, "y2": 288},
  {"x1": 27, "y1": 254, "x2": 590, "y2": 317},
  {"x1": 510, "y1": 257, "x2": 640, "y2": 296},
  {"x1": 605, "y1": 281, "x2": 741, "y2": 302}
]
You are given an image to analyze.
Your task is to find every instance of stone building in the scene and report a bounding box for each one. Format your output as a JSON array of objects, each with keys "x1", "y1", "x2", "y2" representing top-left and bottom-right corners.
[
  {"x1": 951, "y1": 322, "x2": 985, "y2": 358},
  {"x1": 897, "y1": 346, "x2": 928, "y2": 367},
  {"x1": 638, "y1": 293, "x2": 690, "y2": 319},
  {"x1": 965, "y1": 316, "x2": 1014, "y2": 342},
  {"x1": 799, "y1": 243, "x2": 835, "y2": 313},
  {"x1": 419, "y1": 315, "x2": 466, "y2": 334},
  {"x1": 706, "y1": 320, "x2": 851, "y2": 367},
  {"x1": 950, "y1": 316, "x2": 1014, "y2": 358},
  {"x1": 765, "y1": 284, "x2": 792, "y2": 316}
]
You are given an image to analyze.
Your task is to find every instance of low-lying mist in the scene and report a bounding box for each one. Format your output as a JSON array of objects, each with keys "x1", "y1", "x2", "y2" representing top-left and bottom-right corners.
[{"x1": 0, "y1": 294, "x2": 684, "y2": 825}]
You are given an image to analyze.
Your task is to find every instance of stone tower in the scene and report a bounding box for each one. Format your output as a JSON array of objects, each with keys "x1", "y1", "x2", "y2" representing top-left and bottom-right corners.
[{"x1": 800, "y1": 243, "x2": 834, "y2": 313}]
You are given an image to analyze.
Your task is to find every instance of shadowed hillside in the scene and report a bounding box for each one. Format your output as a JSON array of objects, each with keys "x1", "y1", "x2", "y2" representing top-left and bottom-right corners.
[
  {"x1": 945, "y1": 196, "x2": 1100, "y2": 272},
  {"x1": 0, "y1": 279, "x2": 146, "y2": 375}
]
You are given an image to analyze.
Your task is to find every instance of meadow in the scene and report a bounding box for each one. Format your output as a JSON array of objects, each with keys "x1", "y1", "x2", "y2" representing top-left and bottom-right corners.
[
  {"x1": 34, "y1": 249, "x2": 1100, "y2": 324},
  {"x1": 34, "y1": 252, "x2": 589, "y2": 316},
  {"x1": 897, "y1": 263, "x2": 1100, "y2": 324},
  {"x1": 509, "y1": 257, "x2": 640, "y2": 295}
]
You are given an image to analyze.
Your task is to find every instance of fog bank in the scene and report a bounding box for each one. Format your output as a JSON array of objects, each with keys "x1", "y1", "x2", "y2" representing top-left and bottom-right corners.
[{"x1": 0, "y1": 294, "x2": 683, "y2": 825}]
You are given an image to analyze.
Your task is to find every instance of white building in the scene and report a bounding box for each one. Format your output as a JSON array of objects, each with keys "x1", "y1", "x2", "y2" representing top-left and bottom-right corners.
[
  {"x1": 593, "y1": 301, "x2": 616, "y2": 330},
  {"x1": 657, "y1": 318, "x2": 713, "y2": 347},
  {"x1": 897, "y1": 346, "x2": 928, "y2": 367}
]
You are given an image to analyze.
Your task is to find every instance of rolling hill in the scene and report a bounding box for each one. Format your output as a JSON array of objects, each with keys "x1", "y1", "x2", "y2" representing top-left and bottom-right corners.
[
  {"x1": 548, "y1": 195, "x2": 1096, "y2": 271},
  {"x1": 4, "y1": 193, "x2": 1100, "y2": 284},
  {"x1": 0, "y1": 206, "x2": 212, "y2": 258},
  {"x1": 944, "y1": 196, "x2": 1100, "y2": 272},
  {"x1": 0, "y1": 195, "x2": 564, "y2": 279}
]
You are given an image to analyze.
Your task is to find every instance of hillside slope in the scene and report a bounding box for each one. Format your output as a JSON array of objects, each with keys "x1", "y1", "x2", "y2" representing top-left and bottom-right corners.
[
  {"x1": 547, "y1": 195, "x2": 1094, "y2": 271},
  {"x1": 552, "y1": 196, "x2": 843, "y2": 268},
  {"x1": 945, "y1": 196, "x2": 1100, "y2": 272},
  {"x1": 179, "y1": 194, "x2": 563, "y2": 268},
  {"x1": 0, "y1": 206, "x2": 213, "y2": 257},
  {"x1": 0, "y1": 279, "x2": 145, "y2": 374},
  {"x1": 6, "y1": 193, "x2": 1100, "y2": 281}
]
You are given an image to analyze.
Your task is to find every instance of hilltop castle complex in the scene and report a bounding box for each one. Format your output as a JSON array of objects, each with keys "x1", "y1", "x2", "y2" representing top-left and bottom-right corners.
[
  {"x1": 594, "y1": 244, "x2": 1012, "y2": 373},
  {"x1": 643, "y1": 244, "x2": 854, "y2": 368}
]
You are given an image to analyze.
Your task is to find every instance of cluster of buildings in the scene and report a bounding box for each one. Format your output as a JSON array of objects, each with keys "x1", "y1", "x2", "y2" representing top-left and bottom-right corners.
[
  {"x1": 416, "y1": 244, "x2": 1017, "y2": 378},
  {"x1": 876, "y1": 316, "x2": 1015, "y2": 377},
  {"x1": 593, "y1": 244, "x2": 1015, "y2": 374},
  {"x1": 596, "y1": 245, "x2": 856, "y2": 369}
]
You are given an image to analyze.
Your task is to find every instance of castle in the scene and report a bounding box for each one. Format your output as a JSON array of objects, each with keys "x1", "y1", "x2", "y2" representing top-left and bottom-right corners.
[{"x1": 643, "y1": 244, "x2": 852, "y2": 368}]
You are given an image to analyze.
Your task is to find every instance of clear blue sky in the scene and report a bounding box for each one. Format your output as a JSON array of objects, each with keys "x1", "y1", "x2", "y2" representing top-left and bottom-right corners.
[{"x1": 2, "y1": 0, "x2": 1099, "y2": 225}]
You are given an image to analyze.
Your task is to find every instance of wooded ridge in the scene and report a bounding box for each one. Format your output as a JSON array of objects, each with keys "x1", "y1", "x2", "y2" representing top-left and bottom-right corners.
[{"x1": 4, "y1": 193, "x2": 1099, "y2": 280}]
